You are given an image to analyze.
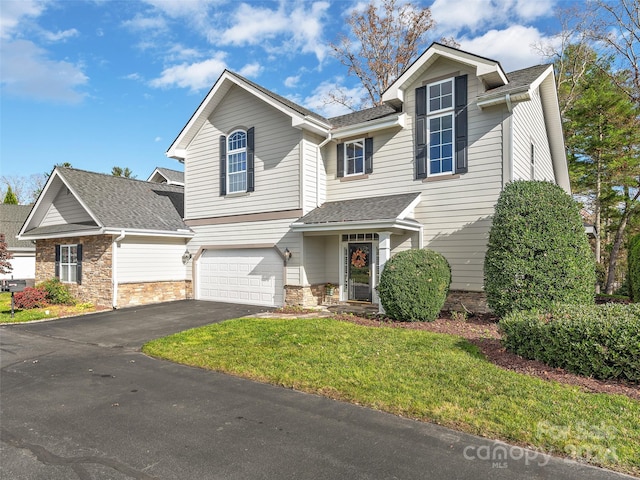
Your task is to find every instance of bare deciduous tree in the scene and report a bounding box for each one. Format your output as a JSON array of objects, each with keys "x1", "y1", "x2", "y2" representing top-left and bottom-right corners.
[{"x1": 329, "y1": 0, "x2": 455, "y2": 110}]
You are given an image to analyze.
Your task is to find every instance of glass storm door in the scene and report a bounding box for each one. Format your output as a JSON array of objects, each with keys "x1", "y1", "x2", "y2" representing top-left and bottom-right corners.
[{"x1": 348, "y1": 243, "x2": 372, "y2": 302}]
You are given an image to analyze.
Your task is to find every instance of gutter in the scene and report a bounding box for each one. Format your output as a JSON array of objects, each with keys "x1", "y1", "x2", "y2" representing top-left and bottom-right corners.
[
  {"x1": 476, "y1": 90, "x2": 530, "y2": 110},
  {"x1": 112, "y1": 230, "x2": 125, "y2": 309}
]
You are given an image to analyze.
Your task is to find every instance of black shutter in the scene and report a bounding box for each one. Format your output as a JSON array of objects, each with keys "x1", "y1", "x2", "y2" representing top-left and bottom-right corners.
[
  {"x1": 76, "y1": 244, "x2": 83, "y2": 285},
  {"x1": 336, "y1": 143, "x2": 345, "y2": 178},
  {"x1": 54, "y1": 244, "x2": 60, "y2": 279},
  {"x1": 247, "y1": 127, "x2": 255, "y2": 192},
  {"x1": 219, "y1": 135, "x2": 227, "y2": 196},
  {"x1": 364, "y1": 137, "x2": 373, "y2": 174},
  {"x1": 455, "y1": 75, "x2": 468, "y2": 174},
  {"x1": 415, "y1": 85, "x2": 427, "y2": 179}
]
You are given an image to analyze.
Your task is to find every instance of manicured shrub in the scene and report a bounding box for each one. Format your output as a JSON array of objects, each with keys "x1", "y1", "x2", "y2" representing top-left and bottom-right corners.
[
  {"x1": 378, "y1": 249, "x2": 451, "y2": 322},
  {"x1": 484, "y1": 181, "x2": 596, "y2": 317},
  {"x1": 38, "y1": 278, "x2": 76, "y2": 305},
  {"x1": 628, "y1": 234, "x2": 640, "y2": 302},
  {"x1": 500, "y1": 303, "x2": 640, "y2": 382},
  {"x1": 13, "y1": 287, "x2": 48, "y2": 310}
]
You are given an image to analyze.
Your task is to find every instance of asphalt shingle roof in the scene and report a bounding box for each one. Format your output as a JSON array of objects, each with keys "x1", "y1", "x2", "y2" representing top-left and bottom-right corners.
[
  {"x1": 328, "y1": 104, "x2": 399, "y2": 129},
  {"x1": 154, "y1": 167, "x2": 184, "y2": 184},
  {"x1": 0, "y1": 205, "x2": 34, "y2": 250},
  {"x1": 24, "y1": 168, "x2": 189, "y2": 236},
  {"x1": 478, "y1": 64, "x2": 550, "y2": 99},
  {"x1": 297, "y1": 192, "x2": 421, "y2": 224}
]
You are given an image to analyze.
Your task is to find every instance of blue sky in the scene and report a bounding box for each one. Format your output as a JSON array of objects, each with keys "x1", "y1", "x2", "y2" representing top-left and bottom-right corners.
[{"x1": 1, "y1": 0, "x2": 571, "y2": 181}]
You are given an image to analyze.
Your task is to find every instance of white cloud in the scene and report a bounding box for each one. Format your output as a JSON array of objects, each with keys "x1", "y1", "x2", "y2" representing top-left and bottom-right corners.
[
  {"x1": 154, "y1": 136, "x2": 162, "y2": 142},
  {"x1": 0, "y1": 39, "x2": 88, "y2": 103},
  {"x1": 149, "y1": 53, "x2": 227, "y2": 91},
  {"x1": 284, "y1": 75, "x2": 300, "y2": 88},
  {"x1": 0, "y1": 0, "x2": 46, "y2": 39},
  {"x1": 41, "y1": 28, "x2": 79, "y2": 42},
  {"x1": 459, "y1": 25, "x2": 550, "y2": 71},
  {"x1": 122, "y1": 14, "x2": 167, "y2": 32},
  {"x1": 238, "y1": 62, "x2": 263, "y2": 78},
  {"x1": 431, "y1": 0, "x2": 556, "y2": 35},
  {"x1": 301, "y1": 79, "x2": 368, "y2": 117},
  {"x1": 142, "y1": 0, "x2": 217, "y2": 18}
]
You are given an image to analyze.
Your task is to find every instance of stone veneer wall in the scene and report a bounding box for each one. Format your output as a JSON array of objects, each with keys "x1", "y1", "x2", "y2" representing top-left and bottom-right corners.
[
  {"x1": 117, "y1": 280, "x2": 192, "y2": 308},
  {"x1": 443, "y1": 290, "x2": 490, "y2": 314},
  {"x1": 285, "y1": 284, "x2": 339, "y2": 307},
  {"x1": 36, "y1": 236, "x2": 113, "y2": 307}
]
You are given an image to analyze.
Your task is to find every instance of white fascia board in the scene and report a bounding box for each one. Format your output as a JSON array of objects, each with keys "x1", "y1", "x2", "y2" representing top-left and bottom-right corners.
[
  {"x1": 102, "y1": 228, "x2": 195, "y2": 238},
  {"x1": 291, "y1": 115, "x2": 331, "y2": 136},
  {"x1": 19, "y1": 228, "x2": 106, "y2": 241},
  {"x1": 477, "y1": 90, "x2": 531, "y2": 109},
  {"x1": 290, "y1": 218, "x2": 422, "y2": 233},
  {"x1": 397, "y1": 193, "x2": 421, "y2": 220},
  {"x1": 331, "y1": 113, "x2": 406, "y2": 141}
]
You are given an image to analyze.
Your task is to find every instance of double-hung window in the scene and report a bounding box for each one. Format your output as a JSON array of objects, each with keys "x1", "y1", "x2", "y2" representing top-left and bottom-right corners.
[
  {"x1": 427, "y1": 79, "x2": 454, "y2": 176},
  {"x1": 415, "y1": 75, "x2": 468, "y2": 179},
  {"x1": 219, "y1": 127, "x2": 255, "y2": 196},
  {"x1": 336, "y1": 137, "x2": 373, "y2": 178},
  {"x1": 227, "y1": 130, "x2": 247, "y2": 194},
  {"x1": 55, "y1": 244, "x2": 82, "y2": 284}
]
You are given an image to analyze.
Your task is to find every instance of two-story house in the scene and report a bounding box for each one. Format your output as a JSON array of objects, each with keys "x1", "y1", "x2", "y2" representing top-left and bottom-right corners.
[{"x1": 167, "y1": 43, "x2": 569, "y2": 312}]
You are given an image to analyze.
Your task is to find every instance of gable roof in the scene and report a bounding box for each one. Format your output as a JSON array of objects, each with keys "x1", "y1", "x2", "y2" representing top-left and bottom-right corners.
[
  {"x1": 147, "y1": 167, "x2": 185, "y2": 185},
  {"x1": 291, "y1": 192, "x2": 422, "y2": 233},
  {"x1": 19, "y1": 167, "x2": 192, "y2": 240},
  {"x1": 382, "y1": 42, "x2": 509, "y2": 107},
  {"x1": 0, "y1": 204, "x2": 35, "y2": 251}
]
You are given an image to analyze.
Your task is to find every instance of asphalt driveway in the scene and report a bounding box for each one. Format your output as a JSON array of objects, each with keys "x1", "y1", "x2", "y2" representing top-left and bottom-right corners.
[{"x1": 0, "y1": 300, "x2": 633, "y2": 479}]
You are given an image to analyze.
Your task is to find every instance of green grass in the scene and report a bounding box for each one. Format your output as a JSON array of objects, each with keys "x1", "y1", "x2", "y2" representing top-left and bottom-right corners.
[
  {"x1": 143, "y1": 317, "x2": 640, "y2": 475},
  {"x1": 0, "y1": 292, "x2": 96, "y2": 323}
]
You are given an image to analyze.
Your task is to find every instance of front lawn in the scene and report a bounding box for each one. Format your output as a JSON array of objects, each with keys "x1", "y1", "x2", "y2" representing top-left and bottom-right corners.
[
  {"x1": 0, "y1": 292, "x2": 98, "y2": 323},
  {"x1": 143, "y1": 317, "x2": 640, "y2": 475}
]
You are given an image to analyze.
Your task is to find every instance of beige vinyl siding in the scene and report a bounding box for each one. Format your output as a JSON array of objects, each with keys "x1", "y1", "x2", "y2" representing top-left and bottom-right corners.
[
  {"x1": 184, "y1": 85, "x2": 302, "y2": 219},
  {"x1": 322, "y1": 60, "x2": 504, "y2": 291},
  {"x1": 512, "y1": 88, "x2": 555, "y2": 182},
  {"x1": 40, "y1": 189, "x2": 93, "y2": 227},
  {"x1": 117, "y1": 237, "x2": 188, "y2": 282},
  {"x1": 301, "y1": 131, "x2": 326, "y2": 214},
  {"x1": 302, "y1": 236, "x2": 328, "y2": 285},
  {"x1": 187, "y1": 217, "x2": 302, "y2": 286}
]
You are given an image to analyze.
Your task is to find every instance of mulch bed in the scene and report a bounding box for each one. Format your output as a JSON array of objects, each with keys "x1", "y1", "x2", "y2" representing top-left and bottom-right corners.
[{"x1": 332, "y1": 311, "x2": 640, "y2": 401}]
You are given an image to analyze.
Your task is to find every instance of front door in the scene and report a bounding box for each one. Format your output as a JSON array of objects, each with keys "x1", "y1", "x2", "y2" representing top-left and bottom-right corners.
[{"x1": 348, "y1": 243, "x2": 372, "y2": 302}]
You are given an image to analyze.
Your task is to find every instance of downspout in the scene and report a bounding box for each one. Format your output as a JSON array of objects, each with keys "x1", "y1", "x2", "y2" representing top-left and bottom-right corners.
[
  {"x1": 112, "y1": 230, "x2": 125, "y2": 309},
  {"x1": 316, "y1": 134, "x2": 332, "y2": 207}
]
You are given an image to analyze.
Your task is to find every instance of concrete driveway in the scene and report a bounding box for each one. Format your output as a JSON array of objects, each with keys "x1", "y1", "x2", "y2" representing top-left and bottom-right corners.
[{"x1": 0, "y1": 300, "x2": 632, "y2": 479}]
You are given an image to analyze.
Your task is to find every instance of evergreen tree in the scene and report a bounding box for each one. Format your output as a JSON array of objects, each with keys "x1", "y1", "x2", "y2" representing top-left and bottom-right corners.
[{"x1": 3, "y1": 186, "x2": 18, "y2": 204}]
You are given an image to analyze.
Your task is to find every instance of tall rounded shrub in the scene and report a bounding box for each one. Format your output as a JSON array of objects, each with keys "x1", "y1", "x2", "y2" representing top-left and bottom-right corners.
[
  {"x1": 378, "y1": 249, "x2": 451, "y2": 322},
  {"x1": 629, "y1": 234, "x2": 640, "y2": 302},
  {"x1": 484, "y1": 181, "x2": 596, "y2": 317}
]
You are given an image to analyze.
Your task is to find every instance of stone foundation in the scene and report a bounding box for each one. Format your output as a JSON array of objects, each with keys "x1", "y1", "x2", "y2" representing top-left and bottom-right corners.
[
  {"x1": 443, "y1": 290, "x2": 491, "y2": 314},
  {"x1": 117, "y1": 280, "x2": 192, "y2": 308},
  {"x1": 285, "y1": 284, "x2": 337, "y2": 307}
]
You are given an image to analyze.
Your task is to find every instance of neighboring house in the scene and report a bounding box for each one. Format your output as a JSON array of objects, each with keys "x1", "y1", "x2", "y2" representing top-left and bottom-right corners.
[
  {"x1": 166, "y1": 43, "x2": 569, "y2": 311},
  {"x1": 147, "y1": 167, "x2": 185, "y2": 185},
  {"x1": 0, "y1": 204, "x2": 36, "y2": 285},
  {"x1": 18, "y1": 167, "x2": 193, "y2": 308}
]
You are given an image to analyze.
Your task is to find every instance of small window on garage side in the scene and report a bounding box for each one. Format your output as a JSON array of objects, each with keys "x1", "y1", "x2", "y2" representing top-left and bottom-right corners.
[
  {"x1": 337, "y1": 137, "x2": 373, "y2": 178},
  {"x1": 55, "y1": 244, "x2": 82, "y2": 284}
]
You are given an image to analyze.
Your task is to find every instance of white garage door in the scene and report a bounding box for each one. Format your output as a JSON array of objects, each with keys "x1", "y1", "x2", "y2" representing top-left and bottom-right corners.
[{"x1": 198, "y1": 248, "x2": 284, "y2": 307}]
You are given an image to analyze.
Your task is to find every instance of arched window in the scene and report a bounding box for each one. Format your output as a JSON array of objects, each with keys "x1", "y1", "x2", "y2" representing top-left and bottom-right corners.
[{"x1": 227, "y1": 130, "x2": 247, "y2": 193}]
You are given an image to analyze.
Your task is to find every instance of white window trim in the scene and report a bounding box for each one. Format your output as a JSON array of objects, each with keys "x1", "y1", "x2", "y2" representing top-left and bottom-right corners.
[
  {"x1": 426, "y1": 77, "x2": 455, "y2": 177},
  {"x1": 427, "y1": 78, "x2": 454, "y2": 115},
  {"x1": 343, "y1": 139, "x2": 366, "y2": 177},
  {"x1": 60, "y1": 244, "x2": 78, "y2": 284},
  {"x1": 227, "y1": 129, "x2": 247, "y2": 194}
]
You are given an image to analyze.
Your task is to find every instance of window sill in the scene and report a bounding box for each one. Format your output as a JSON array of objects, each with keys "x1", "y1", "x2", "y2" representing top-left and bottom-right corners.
[
  {"x1": 339, "y1": 174, "x2": 369, "y2": 182},
  {"x1": 224, "y1": 191, "x2": 251, "y2": 198},
  {"x1": 423, "y1": 173, "x2": 460, "y2": 183}
]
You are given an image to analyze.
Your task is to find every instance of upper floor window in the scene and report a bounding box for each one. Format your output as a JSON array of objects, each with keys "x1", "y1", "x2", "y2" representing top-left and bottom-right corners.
[
  {"x1": 227, "y1": 130, "x2": 247, "y2": 193},
  {"x1": 219, "y1": 127, "x2": 255, "y2": 196},
  {"x1": 415, "y1": 75, "x2": 468, "y2": 179},
  {"x1": 337, "y1": 138, "x2": 373, "y2": 178}
]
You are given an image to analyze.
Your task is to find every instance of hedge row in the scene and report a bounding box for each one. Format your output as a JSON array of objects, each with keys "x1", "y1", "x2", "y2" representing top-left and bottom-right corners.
[{"x1": 500, "y1": 303, "x2": 640, "y2": 382}]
